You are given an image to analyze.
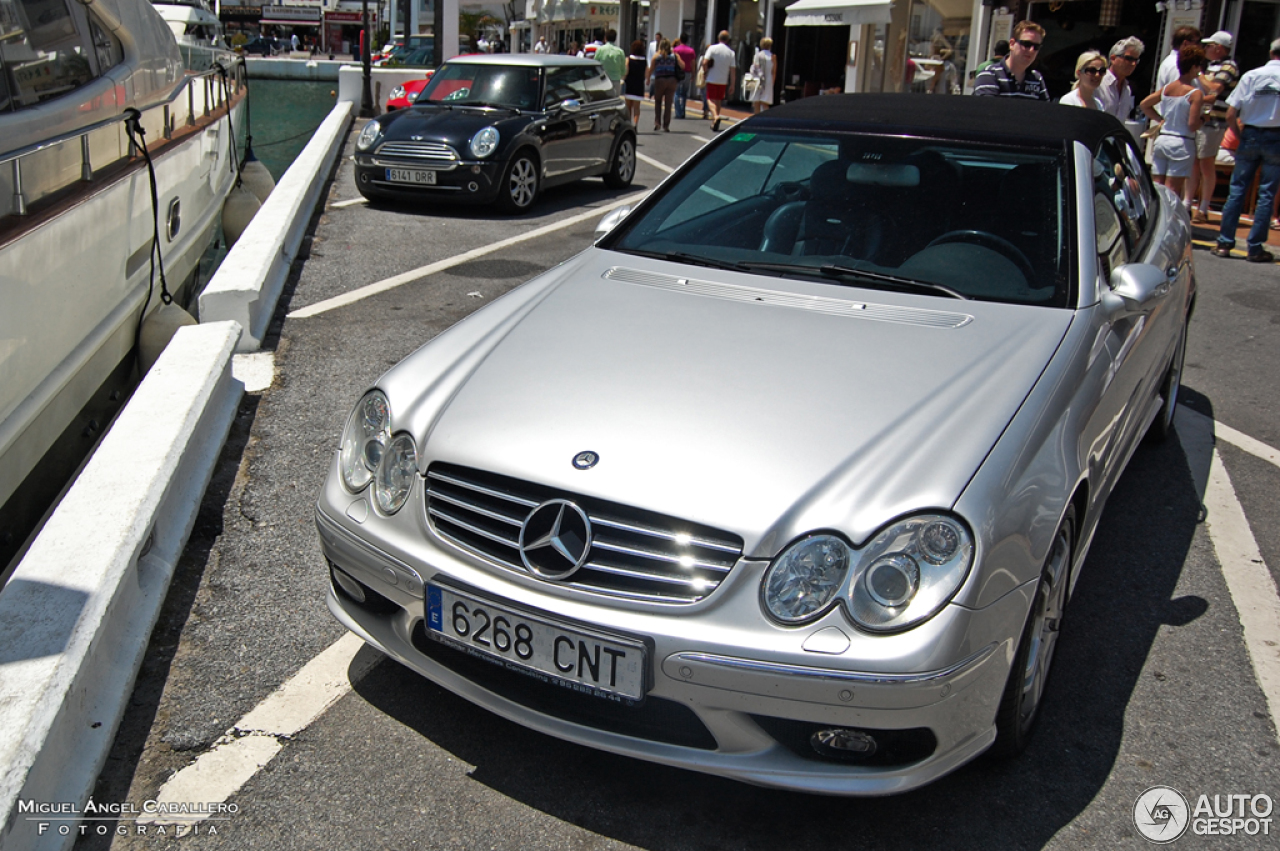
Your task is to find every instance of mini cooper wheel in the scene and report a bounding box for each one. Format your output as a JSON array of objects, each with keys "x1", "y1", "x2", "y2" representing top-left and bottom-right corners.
[
  {"x1": 497, "y1": 152, "x2": 540, "y2": 212},
  {"x1": 604, "y1": 135, "x2": 636, "y2": 188},
  {"x1": 993, "y1": 507, "x2": 1074, "y2": 757}
]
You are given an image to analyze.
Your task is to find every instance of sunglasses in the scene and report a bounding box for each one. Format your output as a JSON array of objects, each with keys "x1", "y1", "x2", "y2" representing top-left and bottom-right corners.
[
  {"x1": 1117, "y1": 54, "x2": 1140, "y2": 63},
  {"x1": 1015, "y1": 39, "x2": 1042, "y2": 51},
  {"x1": 1081, "y1": 67, "x2": 1105, "y2": 76}
]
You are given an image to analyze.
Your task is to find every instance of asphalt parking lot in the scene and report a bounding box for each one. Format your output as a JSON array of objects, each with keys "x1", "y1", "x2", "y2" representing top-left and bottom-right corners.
[{"x1": 68, "y1": 115, "x2": 1280, "y2": 851}]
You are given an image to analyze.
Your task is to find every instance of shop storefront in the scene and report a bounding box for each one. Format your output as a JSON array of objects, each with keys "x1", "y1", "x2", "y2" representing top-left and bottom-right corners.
[
  {"x1": 258, "y1": 4, "x2": 323, "y2": 49},
  {"x1": 220, "y1": 4, "x2": 263, "y2": 41},
  {"x1": 324, "y1": 10, "x2": 379, "y2": 56}
]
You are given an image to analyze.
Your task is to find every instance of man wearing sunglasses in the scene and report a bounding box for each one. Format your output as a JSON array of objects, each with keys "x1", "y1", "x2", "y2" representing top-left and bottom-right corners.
[
  {"x1": 1098, "y1": 36, "x2": 1145, "y2": 122},
  {"x1": 973, "y1": 21, "x2": 1050, "y2": 101}
]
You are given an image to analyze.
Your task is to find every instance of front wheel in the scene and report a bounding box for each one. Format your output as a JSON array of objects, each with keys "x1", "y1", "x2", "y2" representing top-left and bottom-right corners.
[
  {"x1": 496, "y1": 153, "x2": 540, "y2": 213},
  {"x1": 992, "y1": 507, "x2": 1075, "y2": 757},
  {"x1": 603, "y1": 135, "x2": 636, "y2": 189}
]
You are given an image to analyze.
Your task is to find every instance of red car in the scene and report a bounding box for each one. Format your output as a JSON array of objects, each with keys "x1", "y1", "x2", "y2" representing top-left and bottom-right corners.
[{"x1": 385, "y1": 69, "x2": 434, "y2": 111}]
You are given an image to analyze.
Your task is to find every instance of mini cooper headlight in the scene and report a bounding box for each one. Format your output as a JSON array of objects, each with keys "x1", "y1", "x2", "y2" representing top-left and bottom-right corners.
[
  {"x1": 356, "y1": 120, "x2": 382, "y2": 151},
  {"x1": 762, "y1": 515, "x2": 974, "y2": 631},
  {"x1": 762, "y1": 535, "x2": 851, "y2": 623},
  {"x1": 469, "y1": 126, "x2": 500, "y2": 159},
  {"x1": 389, "y1": 84, "x2": 406, "y2": 101},
  {"x1": 846, "y1": 515, "x2": 974, "y2": 632},
  {"x1": 339, "y1": 391, "x2": 390, "y2": 492},
  {"x1": 373, "y1": 433, "x2": 417, "y2": 514}
]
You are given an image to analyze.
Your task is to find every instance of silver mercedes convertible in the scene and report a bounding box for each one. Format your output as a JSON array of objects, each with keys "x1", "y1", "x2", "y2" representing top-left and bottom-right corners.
[{"x1": 316, "y1": 94, "x2": 1195, "y2": 795}]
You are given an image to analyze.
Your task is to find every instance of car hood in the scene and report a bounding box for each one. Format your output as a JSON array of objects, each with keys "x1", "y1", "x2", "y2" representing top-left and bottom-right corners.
[
  {"x1": 381, "y1": 105, "x2": 524, "y2": 140},
  {"x1": 385, "y1": 249, "x2": 1074, "y2": 557}
]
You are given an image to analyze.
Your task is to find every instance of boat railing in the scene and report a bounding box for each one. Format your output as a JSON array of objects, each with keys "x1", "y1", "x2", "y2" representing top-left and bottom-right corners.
[{"x1": 1, "y1": 60, "x2": 247, "y2": 219}]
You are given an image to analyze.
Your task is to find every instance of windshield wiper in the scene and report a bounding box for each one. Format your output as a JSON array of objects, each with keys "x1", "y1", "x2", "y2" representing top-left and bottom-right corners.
[
  {"x1": 738, "y1": 261, "x2": 968, "y2": 300},
  {"x1": 620, "y1": 250, "x2": 747, "y2": 273}
]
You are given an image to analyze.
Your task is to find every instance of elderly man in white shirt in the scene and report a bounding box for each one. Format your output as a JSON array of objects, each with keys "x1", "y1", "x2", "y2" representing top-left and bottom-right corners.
[{"x1": 1097, "y1": 36, "x2": 1144, "y2": 122}]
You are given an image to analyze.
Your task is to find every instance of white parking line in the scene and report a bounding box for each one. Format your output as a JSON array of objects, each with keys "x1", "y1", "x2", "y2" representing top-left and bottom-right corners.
[
  {"x1": 1176, "y1": 408, "x2": 1280, "y2": 725},
  {"x1": 331, "y1": 197, "x2": 367, "y2": 209},
  {"x1": 139, "y1": 633, "x2": 374, "y2": 831},
  {"x1": 637, "y1": 151, "x2": 675, "y2": 173},
  {"x1": 1182, "y1": 408, "x2": 1280, "y2": 468},
  {"x1": 287, "y1": 190, "x2": 647, "y2": 319}
]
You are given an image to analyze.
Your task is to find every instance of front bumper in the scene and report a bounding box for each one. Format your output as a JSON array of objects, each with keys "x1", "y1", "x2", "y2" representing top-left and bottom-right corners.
[
  {"x1": 317, "y1": 501, "x2": 1032, "y2": 796},
  {"x1": 353, "y1": 154, "x2": 505, "y2": 203}
]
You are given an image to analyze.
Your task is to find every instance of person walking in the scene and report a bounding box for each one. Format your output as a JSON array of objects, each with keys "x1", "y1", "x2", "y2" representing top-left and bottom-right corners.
[
  {"x1": 703, "y1": 30, "x2": 736, "y2": 131},
  {"x1": 673, "y1": 36, "x2": 697, "y2": 119},
  {"x1": 1060, "y1": 50, "x2": 1107, "y2": 109},
  {"x1": 972, "y1": 21, "x2": 1049, "y2": 100},
  {"x1": 1141, "y1": 45, "x2": 1206, "y2": 200},
  {"x1": 749, "y1": 37, "x2": 775, "y2": 112},
  {"x1": 1097, "y1": 37, "x2": 1144, "y2": 122},
  {"x1": 1187, "y1": 31, "x2": 1241, "y2": 222},
  {"x1": 623, "y1": 40, "x2": 647, "y2": 127},
  {"x1": 1212, "y1": 38, "x2": 1280, "y2": 262},
  {"x1": 595, "y1": 29, "x2": 626, "y2": 97},
  {"x1": 533, "y1": 36, "x2": 549, "y2": 54},
  {"x1": 647, "y1": 38, "x2": 683, "y2": 131}
]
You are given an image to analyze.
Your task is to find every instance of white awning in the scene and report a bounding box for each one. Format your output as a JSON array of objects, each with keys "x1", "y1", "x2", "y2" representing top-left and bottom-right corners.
[{"x1": 784, "y1": 0, "x2": 892, "y2": 27}]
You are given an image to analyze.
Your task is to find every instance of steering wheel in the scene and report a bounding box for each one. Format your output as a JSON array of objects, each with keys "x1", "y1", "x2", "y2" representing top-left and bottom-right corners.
[
  {"x1": 442, "y1": 87, "x2": 471, "y2": 101},
  {"x1": 924, "y1": 230, "x2": 1036, "y2": 286},
  {"x1": 768, "y1": 181, "x2": 809, "y2": 203}
]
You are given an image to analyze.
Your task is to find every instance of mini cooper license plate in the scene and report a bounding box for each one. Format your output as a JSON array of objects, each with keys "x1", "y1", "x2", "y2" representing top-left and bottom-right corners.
[
  {"x1": 386, "y1": 168, "x2": 437, "y2": 185},
  {"x1": 427, "y1": 585, "x2": 647, "y2": 701}
]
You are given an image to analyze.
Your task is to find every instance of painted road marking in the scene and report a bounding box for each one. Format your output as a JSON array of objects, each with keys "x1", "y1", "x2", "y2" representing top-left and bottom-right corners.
[
  {"x1": 331, "y1": 197, "x2": 367, "y2": 209},
  {"x1": 287, "y1": 191, "x2": 647, "y2": 319},
  {"x1": 139, "y1": 633, "x2": 375, "y2": 831},
  {"x1": 1177, "y1": 407, "x2": 1280, "y2": 725},
  {"x1": 1183, "y1": 407, "x2": 1279, "y2": 468},
  {"x1": 637, "y1": 151, "x2": 676, "y2": 173}
]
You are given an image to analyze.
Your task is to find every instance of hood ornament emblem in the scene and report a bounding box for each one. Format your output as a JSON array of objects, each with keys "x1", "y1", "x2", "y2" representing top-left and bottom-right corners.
[
  {"x1": 572, "y1": 451, "x2": 599, "y2": 470},
  {"x1": 519, "y1": 500, "x2": 592, "y2": 580}
]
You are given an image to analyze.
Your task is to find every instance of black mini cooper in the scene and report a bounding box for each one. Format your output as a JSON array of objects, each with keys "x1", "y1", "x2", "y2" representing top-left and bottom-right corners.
[{"x1": 353, "y1": 55, "x2": 636, "y2": 212}]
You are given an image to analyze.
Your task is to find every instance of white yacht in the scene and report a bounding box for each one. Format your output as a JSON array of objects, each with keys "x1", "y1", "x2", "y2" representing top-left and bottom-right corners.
[
  {"x1": 151, "y1": 0, "x2": 229, "y2": 69},
  {"x1": 0, "y1": 0, "x2": 248, "y2": 576}
]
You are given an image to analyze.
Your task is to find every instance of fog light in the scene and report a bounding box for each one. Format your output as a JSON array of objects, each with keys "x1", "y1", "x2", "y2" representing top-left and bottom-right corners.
[
  {"x1": 811, "y1": 728, "x2": 877, "y2": 758},
  {"x1": 471, "y1": 164, "x2": 482, "y2": 174},
  {"x1": 330, "y1": 564, "x2": 366, "y2": 604},
  {"x1": 468, "y1": 181, "x2": 479, "y2": 192},
  {"x1": 359, "y1": 173, "x2": 368, "y2": 183}
]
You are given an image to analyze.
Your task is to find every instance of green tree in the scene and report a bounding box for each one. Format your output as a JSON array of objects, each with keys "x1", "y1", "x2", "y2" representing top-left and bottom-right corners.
[{"x1": 459, "y1": 10, "x2": 498, "y2": 49}]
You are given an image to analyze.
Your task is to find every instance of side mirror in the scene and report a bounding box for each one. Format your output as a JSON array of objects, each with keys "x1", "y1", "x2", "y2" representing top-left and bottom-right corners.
[
  {"x1": 595, "y1": 206, "x2": 632, "y2": 241},
  {"x1": 1102, "y1": 262, "x2": 1172, "y2": 317},
  {"x1": 559, "y1": 98, "x2": 583, "y2": 113}
]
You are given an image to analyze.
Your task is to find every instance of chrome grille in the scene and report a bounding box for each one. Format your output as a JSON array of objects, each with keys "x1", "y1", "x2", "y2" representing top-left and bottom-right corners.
[
  {"x1": 376, "y1": 141, "x2": 459, "y2": 164},
  {"x1": 425, "y1": 463, "x2": 743, "y2": 604}
]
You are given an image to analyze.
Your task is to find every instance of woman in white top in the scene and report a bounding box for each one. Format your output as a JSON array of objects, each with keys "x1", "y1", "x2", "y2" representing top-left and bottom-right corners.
[
  {"x1": 1059, "y1": 51, "x2": 1107, "y2": 109},
  {"x1": 750, "y1": 37, "x2": 775, "y2": 113},
  {"x1": 1140, "y1": 44, "x2": 1205, "y2": 198}
]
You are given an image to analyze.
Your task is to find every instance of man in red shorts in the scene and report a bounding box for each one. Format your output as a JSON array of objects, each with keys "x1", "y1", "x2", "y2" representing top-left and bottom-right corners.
[{"x1": 702, "y1": 30, "x2": 736, "y2": 131}]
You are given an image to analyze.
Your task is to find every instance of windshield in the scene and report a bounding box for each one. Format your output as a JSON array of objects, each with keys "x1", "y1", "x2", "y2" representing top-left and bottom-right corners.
[
  {"x1": 419, "y1": 64, "x2": 542, "y2": 111},
  {"x1": 604, "y1": 130, "x2": 1072, "y2": 306}
]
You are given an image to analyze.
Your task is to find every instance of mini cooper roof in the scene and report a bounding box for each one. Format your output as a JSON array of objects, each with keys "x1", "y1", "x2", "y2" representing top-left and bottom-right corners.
[
  {"x1": 440, "y1": 53, "x2": 605, "y2": 69},
  {"x1": 752, "y1": 93, "x2": 1128, "y2": 152}
]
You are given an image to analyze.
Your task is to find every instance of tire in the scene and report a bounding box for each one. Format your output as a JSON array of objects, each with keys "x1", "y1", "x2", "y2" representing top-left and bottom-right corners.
[
  {"x1": 603, "y1": 134, "x2": 636, "y2": 189},
  {"x1": 1145, "y1": 322, "x2": 1187, "y2": 444},
  {"x1": 992, "y1": 507, "x2": 1075, "y2": 758},
  {"x1": 496, "y1": 152, "x2": 539, "y2": 213}
]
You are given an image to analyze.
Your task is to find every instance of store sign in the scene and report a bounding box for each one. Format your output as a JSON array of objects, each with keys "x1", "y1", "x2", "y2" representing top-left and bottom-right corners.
[
  {"x1": 259, "y1": 6, "x2": 322, "y2": 23},
  {"x1": 325, "y1": 11, "x2": 366, "y2": 22},
  {"x1": 220, "y1": 5, "x2": 264, "y2": 16},
  {"x1": 587, "y1": 4, "x2": 620, "y2": 18}
]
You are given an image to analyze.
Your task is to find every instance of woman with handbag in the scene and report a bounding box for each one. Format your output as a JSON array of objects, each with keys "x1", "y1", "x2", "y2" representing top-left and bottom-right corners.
[
  {"x1": 749, "y1": 37, "x2": 775, "y2": 113},
  {"x1": 647, "y1": 38, "x2": 684, "y2": 132}
]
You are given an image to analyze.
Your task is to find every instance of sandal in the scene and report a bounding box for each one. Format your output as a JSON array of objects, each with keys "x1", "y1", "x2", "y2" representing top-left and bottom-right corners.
[{"x1": 1191, "y1": 209, "x2": 1209, "y2": 224}]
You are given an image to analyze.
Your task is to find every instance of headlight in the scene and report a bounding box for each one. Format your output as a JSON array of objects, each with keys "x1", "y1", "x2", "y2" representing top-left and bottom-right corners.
[
  {"x1": 761, "y1": 515, "x2": 973, "y2": 632},
  {"x1": 469, "y1": 126, "x2": 500, "y2": 158},
  {"x1": 373, "y1": 433, "x2": 417, "y2": 514},
  {"x1": 356, "y1": 120, "x2": 382, "y2": 151},
  {"x1": 389, "y1": 84, "x2": 406, "y2": 101},
  {"x1": 761, "y1": 535, "x2": 850, "y2": 624},
  {"x1": 846, "y1": 515, "x2": 973, "y2": 632},
  {"x1": 339, "y1": 391, "x2": 390, "y2": 492}
]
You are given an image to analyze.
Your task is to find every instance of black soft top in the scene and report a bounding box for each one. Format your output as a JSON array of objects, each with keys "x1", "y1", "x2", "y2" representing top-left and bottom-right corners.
[{"x1": 750, "y1": 93, "x2": 1125, "y2": 152}]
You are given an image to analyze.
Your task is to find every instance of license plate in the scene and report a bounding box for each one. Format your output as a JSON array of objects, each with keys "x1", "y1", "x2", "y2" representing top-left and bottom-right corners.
[
  {"x1": 427, "y1": 584, "x2": 647, "y2": 702},
  {"x1": 386, "y1": 168, "x2": 437, "y2": 185}
]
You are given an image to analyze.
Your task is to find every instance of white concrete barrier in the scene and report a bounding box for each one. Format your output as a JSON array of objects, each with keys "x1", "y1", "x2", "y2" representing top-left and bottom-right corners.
[
  {"x1": 0, "y1": 321, "x2": 245, "y2": 851},
  {"x1": 199, "y1": 101, "x2": 353, "y2": 351},
  {"x1": 336, "y1": 65, "x2": 436, "y2": 111}
]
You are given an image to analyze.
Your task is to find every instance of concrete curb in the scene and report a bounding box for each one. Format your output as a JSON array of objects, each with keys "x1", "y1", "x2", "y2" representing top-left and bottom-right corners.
[
  {"x1": 0, "y1": 321, "x2": 245, "y2": 851},
  {"x1": 199, "y1": 100, "x2": 354, "y2": 352}
]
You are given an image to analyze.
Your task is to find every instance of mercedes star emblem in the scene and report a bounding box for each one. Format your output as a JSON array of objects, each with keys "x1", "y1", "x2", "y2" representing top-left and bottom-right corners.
[
  {"x1": 572, "y1": 451, "x2": 599, "y2": 470},
  {"x1": 518, "y1": 499, "x2": 592, "y2": 580}
]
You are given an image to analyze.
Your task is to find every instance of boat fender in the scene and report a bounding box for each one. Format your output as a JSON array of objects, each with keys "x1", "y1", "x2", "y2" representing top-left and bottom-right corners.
[
  {"x1": 240, "y1": 150, "x2": 275, "y2": 204},
  {"x1": 222, "y1": 184, "x2": 261, "y2": 247},
  {"x1": 139, "y1": 303, "x2": 198, "y2": 373}
]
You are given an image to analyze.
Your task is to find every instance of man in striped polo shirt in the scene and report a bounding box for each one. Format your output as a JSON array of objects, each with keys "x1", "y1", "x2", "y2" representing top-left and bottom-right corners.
[{"x1": 973, "y1": 21, "x2": 1050, "y2": 101}]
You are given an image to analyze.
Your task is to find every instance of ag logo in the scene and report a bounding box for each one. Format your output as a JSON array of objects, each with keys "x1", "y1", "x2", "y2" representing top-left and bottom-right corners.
[{"x1": 1134, "y1": 786, "x2": 1190, "y2": 843}]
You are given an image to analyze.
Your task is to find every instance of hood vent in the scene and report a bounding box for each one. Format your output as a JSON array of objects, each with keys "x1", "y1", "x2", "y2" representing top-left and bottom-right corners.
[
  {"x1": 603, "y1": 267, "x2": 973, "y2": 329},
  {"x1": 426, "y1": 463, "x2": 744, "y2": 604}
]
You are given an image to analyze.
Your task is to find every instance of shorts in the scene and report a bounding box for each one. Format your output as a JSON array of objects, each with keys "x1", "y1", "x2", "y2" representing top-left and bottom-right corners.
[
  {"x1": 706, "y1": 83, "x2": 727, "y2": 101},
  {"x1": 1196, "y1": 124, "x2": 1228, "y2": 159},
  {"x1": 1152, "y1": 134, "x2": 1195, "y2": 178}
]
